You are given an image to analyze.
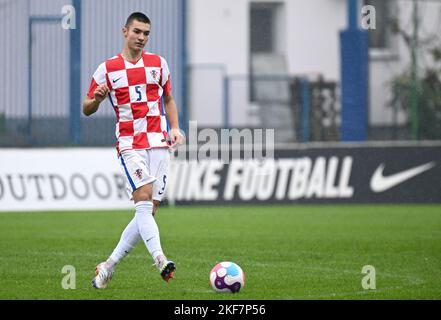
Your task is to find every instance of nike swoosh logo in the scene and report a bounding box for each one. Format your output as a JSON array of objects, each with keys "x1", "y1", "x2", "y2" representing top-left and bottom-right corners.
[
  {"x1": 112, "y1": 77, "x2": 122, "y2": 83},
  {"x1": 370, "y1": 162, "x2": 436, "y2": 193}
]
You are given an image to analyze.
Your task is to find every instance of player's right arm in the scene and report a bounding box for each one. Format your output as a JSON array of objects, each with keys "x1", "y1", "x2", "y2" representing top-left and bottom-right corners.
[
  {"x1": 83, "y1": 84, "x2": 109, "y2": 116},
  {"x1": 83, "y1": 62, "x2": 109, "y2": 116}
]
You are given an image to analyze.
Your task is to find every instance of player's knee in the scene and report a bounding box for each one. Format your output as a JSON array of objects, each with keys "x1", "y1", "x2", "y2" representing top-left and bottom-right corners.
[{"x1": 133, "y1": 184, "x2": 153, "y2": 202}]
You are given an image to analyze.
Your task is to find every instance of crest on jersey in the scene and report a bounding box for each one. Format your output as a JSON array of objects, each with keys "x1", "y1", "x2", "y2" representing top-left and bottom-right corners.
[
  {"x1": 134, "y1": 169, "x2": 143, "y2": 180},
  {"x1": 150, "y1": 70, "x2": 159, "y2": 82}
]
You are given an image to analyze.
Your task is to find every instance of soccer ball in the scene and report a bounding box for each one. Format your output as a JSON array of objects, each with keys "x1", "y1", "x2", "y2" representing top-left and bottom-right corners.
[{"x1": 209, "y1": 261, "x2": 245, "y2": 293}]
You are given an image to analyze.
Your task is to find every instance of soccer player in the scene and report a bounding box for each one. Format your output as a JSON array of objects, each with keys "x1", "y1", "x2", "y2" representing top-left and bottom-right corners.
[{"x1": 83, "y1": 12, "x2": 184, "y2": 289}]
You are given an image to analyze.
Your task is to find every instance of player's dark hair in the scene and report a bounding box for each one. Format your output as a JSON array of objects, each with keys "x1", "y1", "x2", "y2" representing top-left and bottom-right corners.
[{"x1": 125, "y1": 12, "x2": 150, "y2": 28}]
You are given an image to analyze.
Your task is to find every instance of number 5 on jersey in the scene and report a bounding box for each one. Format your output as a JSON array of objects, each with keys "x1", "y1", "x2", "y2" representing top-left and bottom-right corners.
[
  {"x1": 158, "y1": 175, "x2": 167, "y2": 195},
  {"x1": 131, "y1": 85, "x2": 145, "y2": 102}
]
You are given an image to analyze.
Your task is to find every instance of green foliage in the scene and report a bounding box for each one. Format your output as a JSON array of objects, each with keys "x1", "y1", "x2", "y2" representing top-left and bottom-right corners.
[{"x1": 388, "y1": 48, "x2": 441, "y2": 139}]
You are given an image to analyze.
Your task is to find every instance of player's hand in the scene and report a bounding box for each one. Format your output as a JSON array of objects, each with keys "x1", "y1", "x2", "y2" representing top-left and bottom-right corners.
[
  {"x1": 169, "y1": 128, "x2": 185, "y2": 148},
  {"x1": 94, "y1": 85, "x2": 109, "y2": 103}
]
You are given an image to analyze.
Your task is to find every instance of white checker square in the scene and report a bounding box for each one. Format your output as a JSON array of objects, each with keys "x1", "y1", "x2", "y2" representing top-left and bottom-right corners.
[
  {"x1": 129, "y1": 85, "x2": 147, "y2": 103},
  {"x1": 124, "y1": 59, "x2": 145, "y2": 70},
  {"x1": 147, "y1": 132, "x2": 165, "y2": 146},
  {"x1": 147, "y1": 101, "x2": 160, "y2": 116},
  {"x1": 133, "y1": 118, "x2": 147, "y2": 134},
  {"x1": 118, "y1": 136, "x2": 134, "y2": 149},
  {"x1": 145, "y1": 67, "x2": 161, "y2": 84},
  {"x1": 108, "y1": 70, "x2": 128, "y2": 89},
  {"x1": 109, "y1": 91, "x2": 118, "y2": 107},
  {"x1": 118, "y1": 104, "x2": 133, "y2": 121},
  {"x1": 160, "y1": 115, "x2": 168, "y2": 131}
]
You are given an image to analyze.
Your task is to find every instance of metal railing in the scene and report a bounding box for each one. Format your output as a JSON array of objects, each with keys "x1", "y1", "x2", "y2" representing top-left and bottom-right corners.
[
  {"x1": 0, "y1": 0, "x2": 187, "y2": 148},
  {"x1": 188, "y1": 64, "x2": 341, "y2": 144}
]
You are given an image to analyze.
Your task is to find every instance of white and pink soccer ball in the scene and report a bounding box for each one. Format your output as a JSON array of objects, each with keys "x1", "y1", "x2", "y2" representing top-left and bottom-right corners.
[{"x1": 209, "y1": 261, "x2": 245, "y2": 293}]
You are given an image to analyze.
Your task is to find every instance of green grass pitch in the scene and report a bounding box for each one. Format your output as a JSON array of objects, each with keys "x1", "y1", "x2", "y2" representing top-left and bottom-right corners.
[{"x1": 0, "y1": 205, "x2": 440, "y2": 300}]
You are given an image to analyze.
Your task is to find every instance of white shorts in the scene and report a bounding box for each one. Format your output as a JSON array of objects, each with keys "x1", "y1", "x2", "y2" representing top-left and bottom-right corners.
[{"x1": 118, "y1": 148, "x2": 170, "y2": 201}]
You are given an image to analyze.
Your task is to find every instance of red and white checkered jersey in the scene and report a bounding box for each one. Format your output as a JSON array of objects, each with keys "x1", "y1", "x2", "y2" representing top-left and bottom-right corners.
[{"x1": 87, "y1": 51, "x2": 172, "y2": 154}]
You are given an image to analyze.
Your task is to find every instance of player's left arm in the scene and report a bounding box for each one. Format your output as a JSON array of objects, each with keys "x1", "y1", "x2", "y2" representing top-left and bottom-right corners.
[{"x1": 163, "y1": 93, "x2": 184, "y2": 147}]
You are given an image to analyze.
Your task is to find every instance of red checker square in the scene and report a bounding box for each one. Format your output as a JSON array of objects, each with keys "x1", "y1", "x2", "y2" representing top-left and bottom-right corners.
[
  {"x1": 133, "y1": 133, "x2": 149, "y2": 149},
  {"x1": 163, "y1": 79, "x2": 171, "y2": 96},
  {"x1": 106, "y1": 58, "x2": 126, "y2": 73},
  {"x1": 142, "y1": 54, "x2": 161, "y2": 68},
  {"x1": 147, "y1": 116, "x2": 162, "y2": 133},
  {"x1": 131, "y1": 102, "x2": 149, "y2": 119},
  {"x1": 115, "y1": 87, "x2": 130, "y2": 105},
  {"x1": 119, "y1": 121, "x2": 134, "y2": 137},
  {"x1": 147, "y1": 84, "x2": 159, "y2": 101},
  {"x1": 105, "y1": 75, "x2": 113, "y2": 90},
  {"x1": 113, "y1": 106, "x2": 120, "y2": 122},
  {"x1": 87, "y1": 78, "x2": 98, "y2": 99},
  {"x1": 126, "y1": 68, "x2": 147, "y2": 86}
]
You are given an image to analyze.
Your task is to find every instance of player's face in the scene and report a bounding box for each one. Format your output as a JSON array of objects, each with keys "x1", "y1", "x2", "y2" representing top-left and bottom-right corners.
[{"x1": 124, "y1": 20, "x2": 150, "y2": 51}]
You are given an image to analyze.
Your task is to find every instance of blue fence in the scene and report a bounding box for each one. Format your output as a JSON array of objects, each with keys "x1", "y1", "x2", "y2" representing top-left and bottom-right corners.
[{"x1": 0, "y1": 0, "x2": 187, "y2": 147}]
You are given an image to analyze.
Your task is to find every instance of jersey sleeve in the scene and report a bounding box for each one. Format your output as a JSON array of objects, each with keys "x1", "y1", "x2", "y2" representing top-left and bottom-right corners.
[
  {"x1": 87, "y1": 63, "x2": 107, "y2": 99},
  {"x1": 160, "y1": 57, "x2": 172, "y2": 96}
]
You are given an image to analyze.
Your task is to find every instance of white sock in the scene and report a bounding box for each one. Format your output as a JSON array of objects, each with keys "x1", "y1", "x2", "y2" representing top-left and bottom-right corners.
[
  {"x1": 108, "y1": 217, "x2": 141, "y2": 268},
  {"x1": 135, "y1": 201, "x2": 164, "y2": 261}
]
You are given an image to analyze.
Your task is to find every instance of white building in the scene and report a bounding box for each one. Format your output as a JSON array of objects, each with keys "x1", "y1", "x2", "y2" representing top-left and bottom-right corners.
[
  {"x1": 187, "y1": 0, "x2": 440, "y2": 135},
  {"x1": 0, "y1": 0, "x2": 439, "y2": 145}
]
